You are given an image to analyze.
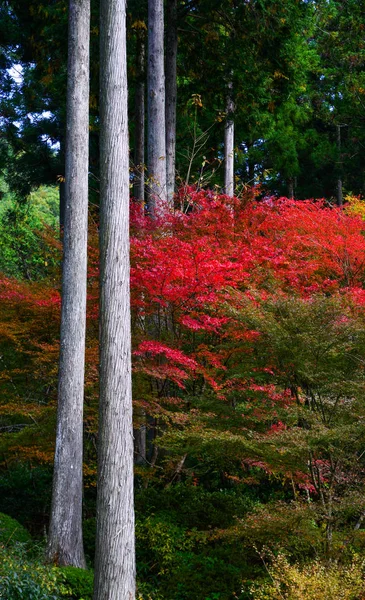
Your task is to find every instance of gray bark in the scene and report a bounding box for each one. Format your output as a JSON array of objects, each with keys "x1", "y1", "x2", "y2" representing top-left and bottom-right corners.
[
  {"x1": 288, "y1": 177, "x2": 294, "y2": 199},
  {"x1": 336, "y1": 124, "x2": 343, "y2": 207},
  {"x1": 147, "y1": 0, "x2": 167, "y2": 213},
  {"x1": 165, "y1": 0, "x2": 178, "y2": 207},
  {"x1": 93, "y1": 0, "x2": 136, "y2": 598},
  {"x1": 134, "y1": 28, "x2": 145, "y2": 203},
  {"x1": 46, "y1": 0, "x2": 89, "y2": 569},
  {"x1": 224, "y1": 83, "x2": 234, "y2": 197}
]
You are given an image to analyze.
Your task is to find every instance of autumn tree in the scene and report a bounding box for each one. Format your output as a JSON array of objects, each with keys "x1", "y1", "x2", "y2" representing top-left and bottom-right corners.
[{"x1": 93, "y1": 0, "x2": 136, "y2": 596}]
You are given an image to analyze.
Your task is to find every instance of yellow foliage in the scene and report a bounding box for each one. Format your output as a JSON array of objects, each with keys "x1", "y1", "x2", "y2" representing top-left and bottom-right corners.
[
  {"x1": 132, "y1": 20, "x2": 147, "y2": 31},
  {"x1": 344, "y1": 194, "x2": 365, "y2": 219},
  {"x1": 191, "y1": 93, "x2": 203, "y2": 108},
  {"x1": 250, "y1": 552, "x2": 365, "y2": 600}
]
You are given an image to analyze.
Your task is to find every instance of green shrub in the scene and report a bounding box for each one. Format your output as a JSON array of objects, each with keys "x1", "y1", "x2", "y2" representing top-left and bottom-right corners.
[
  {"x1": 0, "y1": 186, "x2": 59, "y2": 281},
  {"x1": 250, "y1": 552, "x2": 365, "y2": 600},
  {"x1": 136, "y1": 581, "x2": 164, "y2": 600},
  {"x1": 0, "y1": 547, "x2": 70, "y2": 600},
  {"x1": 59, "y1": 566, "x2": 94, "y2": 600},
  {"x1": 0, "y1": 513, "x2": 32, "y2": 547},
  {"x1": 82, "y1": 518, "x2": 96, "y2": 563},
  {"x1": 135, "y1": 484, "x2": 257, "y2": 530},
  {"x1": 0, "y1": 464, "x2": 53, "y2": 535}
]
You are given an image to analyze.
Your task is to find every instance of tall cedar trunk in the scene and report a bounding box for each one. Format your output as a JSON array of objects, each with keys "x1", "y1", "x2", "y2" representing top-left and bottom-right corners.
[
  {"x1": 224, "y1": 82, "x2": 234, "y2": 196},
  {"x1": 147, "y1": 0, "x2": 167, "y2": 213},
  {"x1": 93, "y1": 0, "x2": 136, "y2": 597},
  {"x1": 46, "y1": 0, "x2": 89, "y2": 569},
  {"x1": 165, "y1": 0, "x2": 178, "y2": 207},
  {"x1": 288, "y1": 177, "x2": 294, "y2": 199},
  {"x1": 336, "y1": 124, "x2": 343, "y2": 207},
  {"x1": 134, "y1": 28, "x2": 145, "y2": 203}
]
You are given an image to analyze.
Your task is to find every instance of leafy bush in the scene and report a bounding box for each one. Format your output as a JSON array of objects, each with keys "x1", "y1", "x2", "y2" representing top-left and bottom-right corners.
[
  {"x1": 250, "y1": 552, "x2": 365, "y2": 600},
  {"x1": 0, "y1": 185, "x2": 59, "y2": 280},
  {"x1": 0, "y1": 547, "x2": 70, "y2": 600},
  {"x1": 82, "y1": 518, "x2": 96, "y2": 563},
  {"x1": 0, "y1": 465, "x2": 53, "y2": 535},
  {"x1": 136, "y1": 514, "x2": 252, "y2": 599},
  {"x1": 59, "y1": 566, "x2": 93, "y2": 600},
  {"x1": 135, "y1": 484, "x2": 257, "y2": 530},
  {"x1": 0, "y1": 513, "x2": 31, "y2": 547}
]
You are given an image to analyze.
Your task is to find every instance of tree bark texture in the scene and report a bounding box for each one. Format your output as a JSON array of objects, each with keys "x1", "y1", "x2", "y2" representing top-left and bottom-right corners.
[
  {"x1": 288, "y1": 177, "x2": 294, "y2": 199},
  {"x1": 336, "y1": 124, "x2": 343, "y2": 207},
  {"x1": 93, "y1": 0, "x2": 136, "y2": 598},
  {"x1": 46, "y1": 0, "x2": 89, "y2": 569},
  {"x1": 165, "y1": 0, "x2": 178, "y2": 207},
  {"x1": 147, "y1": 0, "x2": 167, "y2": 213},
  {"x1": 224, "y1": 82, "x2": 234, "y2": 197},
  {"x1": 134, "y1": 28, "x2": 146, "y2": 203}
]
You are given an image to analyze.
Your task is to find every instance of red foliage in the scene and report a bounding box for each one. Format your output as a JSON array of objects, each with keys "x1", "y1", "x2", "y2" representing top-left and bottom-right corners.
[{"x1": 3, "y1": 189, "x2": 365, "y2": 479}]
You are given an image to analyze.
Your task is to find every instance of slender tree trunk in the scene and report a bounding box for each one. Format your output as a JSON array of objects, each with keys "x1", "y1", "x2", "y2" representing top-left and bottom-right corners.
[
  {"x1": 224, "y1": 82, "x2": 234, "y2": 196},
  {"x1": 288, "y1": 177, "x2": 294, "y2": 199},
  {"x1": 93, "y1": 0, "x2": 135, "y2": 597},
  {"x1": 46, "y1": 0, "x2": 90, "y2": 569},
  {"x1": 134, "y1": 27, "x2": 146, "y2": 203},
  {"x1": 147, "y1": 0, "x2": 167, "y2": 214},
  {"x1": 165, "y1": 0, "x2": 178, "y2": 207},
  {"x1": 336, "y1": 124, "x2": 343, "y2": 207},
  {"x1": 134, "y1": 408, "x2": 147, "y2": 465}
]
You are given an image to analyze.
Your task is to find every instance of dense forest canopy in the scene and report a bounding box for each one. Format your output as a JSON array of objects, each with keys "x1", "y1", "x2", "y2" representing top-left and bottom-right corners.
[
  {"x1": 1, "y1": 0, "x2": 365, "y2": 599},
  {"x1": 0, "y1": 0, "x2": 365, "y2": 200}
]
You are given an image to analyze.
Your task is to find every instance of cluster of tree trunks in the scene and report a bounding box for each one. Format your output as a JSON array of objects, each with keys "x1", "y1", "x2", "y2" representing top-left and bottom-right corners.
[
  {"x1": 47, "y1": 0, "x2": 236, "y2": 595},
  {"x1": 47, "y1": 0, "x2": 135, "y2": 597}
]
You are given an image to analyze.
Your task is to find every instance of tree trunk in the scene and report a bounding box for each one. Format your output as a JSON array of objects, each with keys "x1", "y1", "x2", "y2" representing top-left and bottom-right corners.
[
  {"x1": 336, "y1": 124, "x2": 343, "y2": 207},
  {"x1": 147, "y1": 0, "x2": 167, "y2": 214},
  {"x1": 93, "y1": 0, "x2": 136, "y2": 597},
  {"x1": 134, "y1": 27, "x2": 146, "y2": 203},
  {"x1": 134, "y1": 408, "x2": 147, "y2": 466},
  {"x1": 46, "y1": 0, "x2": 89, "y2": 569},
  {"x1": 224, "y1": 82, "x2": 234, "y2": 196},
  {"x1": 165, "y1": 0, "x2": 178, "y2": 208},
  {"x1": 288, "y1": 177, "x2": 294, "y2": 199}
]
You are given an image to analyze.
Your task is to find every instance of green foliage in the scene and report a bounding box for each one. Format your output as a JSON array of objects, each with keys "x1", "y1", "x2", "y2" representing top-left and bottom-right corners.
[
  {"x1": 0, "y1": 547, "x2": 70, "y2": 600},
  {"x1": 137, "y1": 516, "x2": 195, "y2": 577},
  {"x1": 135, "y1": 484, "x2": 257, "y2": 530},
  {"x1": 0, "y1": 465, "x2": 53, "y2": 535},
  {"x1": 250, "y1": 552, "x2": 365, "y2": 600},
  {"x1": 0, "y1": 513, "x2": 31, "y2": 547},
  {"x1": 82, "y1": 518, "x2": 96, "y2": 564},
  {"x1": 136, "y1": 514, "x2": 245, "y2": 599},
  {"x1": 59, "y1": 567, "x2": 93, "y2": 600},
  {"x1": 0, "y1": 185, "x2": 60, "y2": 280}
]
